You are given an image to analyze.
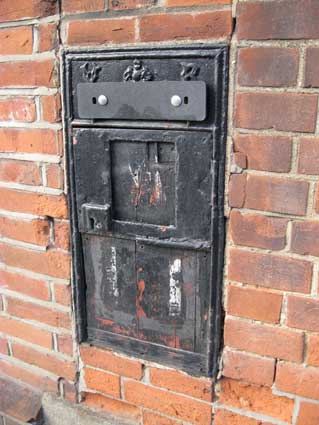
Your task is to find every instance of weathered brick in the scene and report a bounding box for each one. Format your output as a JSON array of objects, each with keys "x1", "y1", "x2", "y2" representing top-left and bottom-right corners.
[
  {"x1": 38, "y1": 22, "x2": 58, "y2": 52},
  {"x1": 41, "y1": 94, "x2": 61, "y2": 123},
  {"x1": 245, "y1": 175, "x2": 309, "y2": 216},
  {"x1": 7, "y1": 297, "x2": 71, "y2": 329},
  {"x1": 287, "y1": 296, "x2": 319, "y2": 332},
  {"x1": 53, "y1": 283, "x2": 71, "y2": 306},
  {"x1": 80, "y1": 345, "x2": 143, "y2": 380},
  {"x1": 110, "y1": 0, "x2": 156, "y2": 10},
  {"x1": 237, "y1": 0, "x2": 319, "y2": 40},
  {"x1": 316, "y1": 185, "x2": 319, "y2": 214},
  {"x1": 54, "y1": 221, "x2": 70, "y2": 250},
  {"x1": 235, "y1": 92, "x2": 318, "y2": 133},
  {"x1": 0, "y1": 269, "x2": 50, "y2": 301},
  {"x1": 214, "y1": 409, "x2": 273, "y2": 425},
  {"x1": 0, "y1": 97, "x2": 36, "y2": 123},
  {"x1": 305, "y1": 48, "x2": 319, "y2": 88},
  {"x1": 233, "y1": 152, "x2": 247, "y2": 170},
  {"x1": 223, "y1": 349, "x2": 275, "y2": 387},
  {"x1": 143, "y1": 411, "x2": 181, "y2": 425},
  {"x1": 167, "y1": 0, "x2": 230, "y2": 5},
  {"x1": 0, "y1": 26, "x2": 32, "y2": 54},
  {"x1": 46, "y1": 164, "x2": 63, "y2": 189},
  {"x1": 0, "y1": 60, "x2": 57, "y2": 88},
  {"x1": 0, "y1": 188, "x2": 67, "y2": 219},
  {"x1": 234, "y1": 134, "x2": 292, "y2": 173},
  {"x1": 150, "y1": 367, "x2": 212, "y2": 401},
  {"x1": 62, "y1": 0, "x2": 105, "y2": 13},
  {"x1": 12, "y1": 343, "x2": 75, "y2": 381},
  {"x1": 57, "y1": 334, "x2": 73, "y2": 356},
  {"x1": 227, "y1": 285, "x2": 282, "y2": 324},
  {"x1": 0, "y1": 0, "x2": 57, "y2": 22},
  {"x1": 67, "y1": 18, "x2": 136, "y2": 45},
  {"x1": 219, "y1": 379, "x2": 294, "y2": 423},
  {"x1": 0, "y1": 128, "x2": 60, "y2": 155},
  {"x1": 298, "y1": 138, "x2": 319, "y2": 175},
  {"x1": 0, "y1": 216, "x2": 49, "y2": 246},
  {"x1": 0, "y1": 317, "x2": 52, "y2": 349},
  {"x1": 84, "y1": 367, "x2": 120, "y2": 398},
  {"x1": 297, "y1": 401, "x2": 319, "y2": 425},
  {"x1": 139, "y1": 11, "x2": 232, "y2": 42},
  {"x1": 307, "y1": 334, "x2": 319, "y2": 367},
  {"x1": 230, "y1": 211, "x2": 288, "y2": 250},
  {"x1": 224, "y1": 318, "x2": 304, "y2": 362},
  {"x1": 228, "y1": 248, "x2": 312, "y2": 293},
  {"x1": 228, "y1": 174, "x2": 246, "y2": 208},
  {"x1": 0, "y1": 160, "x2": 41, "y2": 185},
  {"x1": 83, "y1": 393, "x2": 141, "y2": 421},
  {"x1": 124, "y1": 380, "x2": 212, "y2": 424},
  {"x1": 291, "y1": 221, "x2": 319, "y2": 256},
  {"x1": 238, "y1": 47, "x2": 299, "y2": 87},
  {"x1": 0, "y1": 337, "x2": 8, "y2": 355},
  {"x1": 276, "y1": 361, "x2": 319, "y2": 400}
]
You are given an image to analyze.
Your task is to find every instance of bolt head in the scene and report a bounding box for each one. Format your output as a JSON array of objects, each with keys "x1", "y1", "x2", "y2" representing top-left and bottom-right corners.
[
  {"x1": 171, "y1": 95, "x2": 182, "y2": 107},
  {"x1": 98, "y1": 95, "x2": 108, "y2": 106}
]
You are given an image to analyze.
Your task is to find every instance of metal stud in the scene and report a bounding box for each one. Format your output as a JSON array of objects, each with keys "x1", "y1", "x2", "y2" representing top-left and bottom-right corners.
[
  {"x1": 98, "y1": 95, "x2": 108, "y2": 106},
  {"x1": 171, "y1": 95, "x2": 182, "y2": 107}
]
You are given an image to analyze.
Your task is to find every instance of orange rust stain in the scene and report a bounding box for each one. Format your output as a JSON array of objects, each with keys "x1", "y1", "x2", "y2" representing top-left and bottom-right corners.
[
  {"x1": 73, "y1": 137, "x2": 78, "y2": 145},
  {"x1": 160, "y1": 226, "x2": 168, "y2": 233},
  {"x1": 136, "y1": 279, "x2": 147, "y2": 318}
]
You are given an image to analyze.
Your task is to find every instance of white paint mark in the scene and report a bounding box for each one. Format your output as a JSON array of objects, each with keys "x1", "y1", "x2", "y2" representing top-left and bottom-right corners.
[
  {"x1": 106, "y1": 246, "x2": 119, "y2": 298},
  {"x1": 169, "y1": 258, "x2": 182, "y2": 316}
]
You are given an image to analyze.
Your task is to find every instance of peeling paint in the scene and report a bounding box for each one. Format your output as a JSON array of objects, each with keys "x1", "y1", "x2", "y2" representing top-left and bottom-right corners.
[{"x1": 169, "y1": 258, "x2": 182, "y2": 317}]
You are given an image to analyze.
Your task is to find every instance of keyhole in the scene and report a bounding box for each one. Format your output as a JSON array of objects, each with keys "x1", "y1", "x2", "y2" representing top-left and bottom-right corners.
[
  {"x1": 89, "y1": 217, "x2": 95, "y2": 229},
  {"x1": 184, "y1": 96, "x2": 189, "y2": 104},
  {"x1": 92, "y1": 97, "x2": 97, "y2": 104}
]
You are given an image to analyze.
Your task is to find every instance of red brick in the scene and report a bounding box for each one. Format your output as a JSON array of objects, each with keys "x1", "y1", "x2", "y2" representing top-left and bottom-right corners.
[
  {"x1": 234, "y1": 134, "x2": 292, "y2": 173},
  {"x1": 0, "y1": 269, "x2": 50, "y2": 301},
  {"x1": 223, "y1": 349, "x2": 275, "y2": 387},
  {"x1": 0, "y1": 60, "x2": 57, "y2": 88},
  {"x1": 230, "y1": 211, "x2": 288, "y2": 250},
  {"x1": 67, "y1": 18, "x2": 136, "y2": 45},
  {"x1": 110, "y1": 0, "x2": 156, "y2": 10},
  {"x1": 41, "y1": 94, "x2": 61, "y2": 123},
  {"x1": 227, "y1": 285, "x2": 282, "y2": 324},
  {"x1": 124, "y1": 380, "x2": 212, "y2": 424},
  {"x1": 287, "y1": 296, "x2": 319, "y2": 332},
  {"x1": 80, "y1": 345, "x2": 143, "y2": 379},
  {"x1": 298, "y1": 138, "x2": 319, "y2": 175},
  {"x1": 291, "y1": 221, "x2": 319, "y2": 256},
  {"x1": 245, "y1": 175, "x2": 309, "y2": 216},
  {"x1": 228, "y1": 248, "x2": 312, "y2": 294},
  {"x1": 53, "y1": 283, "x2": 71, "y2": 306},
  {"x1": 0, "y1": 98, "x2": 35, "y2": 122},
  {"x1": 150, "y1": 367, "x2": 212, "y2": 401},
  {"x1": 224, "y1": 318, "x2": 304, "y2": 362},
  {"x1": 84, "y1": 367, "x2": 120, "y2": 398},
  {"x1": 0, "y1": 0, "x2": 57, "y2": 22},
  {"x1": 167, "y1": 0, "x2": 230, "y2": 5},
  {"x1": 0, "y1": 160, "x2": 41, "y2": 185},
  {"x1": 57, "y1": 334, "x2": 73, "y2": 356},
  {"x1": 0, "y1": 188, "x2": 67, "y2": 219},
  {"x1": 12, "y1": 343, "x2": 75, "y2": 381},
  {"x1": 276, "y1": 361, "x2": 319, "y2": 400},
  {"x1": 214, "y1": 409, "x2": 273, "y2": 425},
  {"x1": 63, "y1": 0, "x2": 105, "y2": 13},
  {"x1": 219, "y1": 379, "x2": 294, "y2": 423},
  {"x1": 46, "y1": 164, "x2": 63, "y2": 189},
  {"x1": 237, "y1": 0, "x2": 319, "y2": 40},
  {"x1": 0, "y1": 337, "x2": 8, "y2": 355},
  {"x1": 0, "y1": 27, "x2": 32, "y2": 55},
  {"x1": 38, "y1": 22, "x2": 58, "y2": 52},
  {"x1": 238, "y1": 47, "x2": 298, "y2": 87},
  {"x1": 297, "y1": 401, "x2": 319, "y2": 425},
  {"x1": 316, "y1": 185, "x2": 319, "y2": 214},
  {"x1": 0, "y1": 243, "x2": 70, "y2": 279},
  {"x1": 0, "y1": 317, "x2": 52, "y2": 349},
  {"x1": 7, "y1": 297, "x2": 71, "y2": 329},
  {"x1": 139, "y1": 11, "x2": 233, "y2": 42},
  {"x1": 233, "y1": 152, "x2": 247, "y2": 170},
  {"x1": 305, "y1": 48, "x2": 319, "y2": 88},
  {"x1": 54, "y1": 221, "x2": 70, "y2": 250},
  {"x1": 0, "y1": 217, "x2": 50, "y2": 246},
  {"x1": 0, "y1": 357, "x2": 57, "y2": 393},
  {"x1": 307, "y1": 334, "x2": 319, "y2": 367},
  {"x1": 235, "y1": 92, "x2": 318, "y2": 133},
  {"x1": 228, "y1": 174, "x2": 246, "y2": 208},
  {"x1": 0, "y1": 128, "x2": 60, "y2": 155},
  {"x1": 143, "y1": 411, "x2": 181, "y2": 425},
  {"x1": 83, "y1": 393, "x2": 141, "y2": 421},
  {"x1": 63, "y1": 380, "x2": 77, "y2": 403}
]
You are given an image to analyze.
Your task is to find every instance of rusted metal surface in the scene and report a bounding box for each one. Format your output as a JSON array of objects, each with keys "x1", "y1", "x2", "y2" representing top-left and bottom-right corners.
[{"x1": 64, "y1": 46, "x2": 228, "y2": 376}]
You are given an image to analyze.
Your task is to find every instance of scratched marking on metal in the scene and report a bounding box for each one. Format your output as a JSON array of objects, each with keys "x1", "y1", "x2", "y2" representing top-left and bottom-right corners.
[
  {"x1": 106, "y1": 246, "x2": 119, "y2": 298},
  {"x1": 169, "y1": 258, "x2": 182, "y2": 316}
]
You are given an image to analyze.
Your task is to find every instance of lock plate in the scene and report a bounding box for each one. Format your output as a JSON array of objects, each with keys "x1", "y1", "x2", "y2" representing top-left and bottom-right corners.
[
  {"x1": 77, "y1": 81, "x2": 206, "y2": 121},
  {"x1": 80, "y1": 203, "x2": 111, "y2": 235}
]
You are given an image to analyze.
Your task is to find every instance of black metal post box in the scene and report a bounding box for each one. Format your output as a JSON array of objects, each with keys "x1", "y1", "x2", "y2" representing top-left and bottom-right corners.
[{"x1": 64, "y1": 46, "x2": 228, "y2": 376}]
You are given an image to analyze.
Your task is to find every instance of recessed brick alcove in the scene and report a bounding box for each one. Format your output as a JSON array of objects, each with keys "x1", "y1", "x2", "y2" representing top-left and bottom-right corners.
[{"x1": 0, "y1": 1, "x2": 319, "y2": 425}]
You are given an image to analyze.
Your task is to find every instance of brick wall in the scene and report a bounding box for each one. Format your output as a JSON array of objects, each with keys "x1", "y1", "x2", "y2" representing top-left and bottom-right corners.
[{"x1": 0, "y1": 0, "x2": 319, "y2": 424}]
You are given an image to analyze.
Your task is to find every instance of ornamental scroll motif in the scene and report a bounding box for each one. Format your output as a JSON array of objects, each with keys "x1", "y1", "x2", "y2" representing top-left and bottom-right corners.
[{"x1": 123, "y1": 59, "x2": 154, "y2": 82}]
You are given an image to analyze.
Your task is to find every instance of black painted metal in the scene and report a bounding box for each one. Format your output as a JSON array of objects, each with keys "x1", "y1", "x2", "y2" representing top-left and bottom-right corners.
[{"x1": 63, "y1": 45, "x2": 228, "y2": 377}]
